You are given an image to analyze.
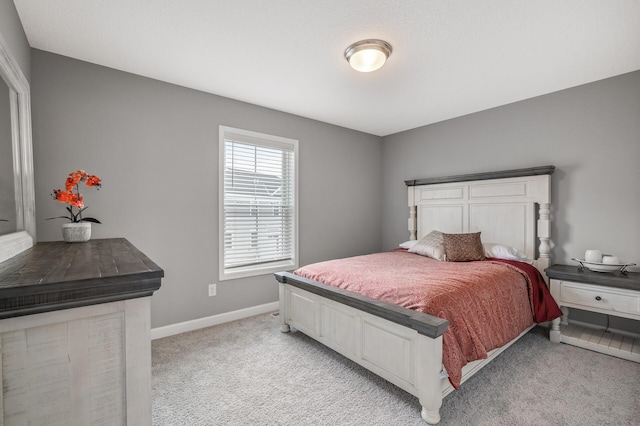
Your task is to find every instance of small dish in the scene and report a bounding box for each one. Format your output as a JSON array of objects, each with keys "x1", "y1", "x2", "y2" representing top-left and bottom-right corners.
[{"x1": 572, "y1": 258, "x2": 636, "y2": 274}]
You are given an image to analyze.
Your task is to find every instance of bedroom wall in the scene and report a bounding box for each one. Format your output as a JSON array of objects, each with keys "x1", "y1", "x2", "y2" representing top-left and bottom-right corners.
[
  {"x1": 381, "y1": 70, "x2": 640, "y2": 332},
  {"x1": 30, "y1": 49, "x2": 383, "y2": 329}
]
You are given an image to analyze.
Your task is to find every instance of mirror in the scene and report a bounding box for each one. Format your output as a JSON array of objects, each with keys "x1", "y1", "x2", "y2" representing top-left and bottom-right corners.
[
  {"x1": 0, "y1": 76, "x2": 16, "y2": 235},
  {"x1": 0, "y1": 32, "x2": 35, "y2": 264}
]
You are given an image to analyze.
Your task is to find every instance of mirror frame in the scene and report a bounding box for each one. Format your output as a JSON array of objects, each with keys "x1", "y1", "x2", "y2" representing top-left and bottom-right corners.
[{"x1": 0, "y1": 32, "x2": 35, "y2": 264}]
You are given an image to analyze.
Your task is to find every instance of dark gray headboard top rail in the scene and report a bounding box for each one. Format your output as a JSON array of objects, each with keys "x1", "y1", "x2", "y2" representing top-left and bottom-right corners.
[{"x1": 405, "y1": 165, "x2": 555, "y2": 187}]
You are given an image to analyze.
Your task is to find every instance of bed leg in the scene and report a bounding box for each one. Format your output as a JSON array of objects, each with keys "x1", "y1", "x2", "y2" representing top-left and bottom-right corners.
[
  {"x1": 278, "y1": 282, "x2": 291, "y2": 333},
  {"x1": 421, "y1": 407, "x2": 441, "y2": 425},
  {"x1": 416, "y1": 335, "x2": 443, "y2": 424}
]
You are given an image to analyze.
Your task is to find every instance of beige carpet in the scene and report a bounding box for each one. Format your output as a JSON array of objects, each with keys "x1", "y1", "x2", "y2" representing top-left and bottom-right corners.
[{"x1": 152, "y1": 313, "x2": 640, "y2": 425}]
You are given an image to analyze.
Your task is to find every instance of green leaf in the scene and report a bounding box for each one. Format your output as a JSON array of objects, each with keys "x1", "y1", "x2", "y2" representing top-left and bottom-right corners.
[{"x1": 80, "y1": 218, "x2": 102, "y2": 224}]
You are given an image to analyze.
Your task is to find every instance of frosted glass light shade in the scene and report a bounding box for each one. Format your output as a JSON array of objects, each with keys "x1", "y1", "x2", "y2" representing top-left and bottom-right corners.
[{"x1": 344, "y1": 39, "x2": 392, "y2": 73}]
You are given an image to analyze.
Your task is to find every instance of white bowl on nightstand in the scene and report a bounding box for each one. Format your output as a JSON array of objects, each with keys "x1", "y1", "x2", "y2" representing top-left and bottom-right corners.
[{"x1": 572, "y1": 258, "x2": 636, "y2": 273}]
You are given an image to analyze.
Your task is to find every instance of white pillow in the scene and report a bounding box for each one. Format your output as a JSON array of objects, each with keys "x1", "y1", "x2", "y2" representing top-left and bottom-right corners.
[
  {"x1": 408, "y1": 230, "x2": 446, "y2": 261},
  {"x1": 483, "y1": 243, "x2": 532, "y2": 264},
  {"x1": 399, "y1": 240, "x2": 418, "y2": 249}
]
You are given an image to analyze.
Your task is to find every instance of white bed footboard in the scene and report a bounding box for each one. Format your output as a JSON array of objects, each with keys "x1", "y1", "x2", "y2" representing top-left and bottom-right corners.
[{"x1": 277, "y1": 273, "x2": 448, "y2": 424}]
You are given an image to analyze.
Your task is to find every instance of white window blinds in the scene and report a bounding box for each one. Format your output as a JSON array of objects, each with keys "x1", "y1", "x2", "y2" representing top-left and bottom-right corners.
[{"x1": 219, "y1": 126, "x2": 298, "y2": 280}]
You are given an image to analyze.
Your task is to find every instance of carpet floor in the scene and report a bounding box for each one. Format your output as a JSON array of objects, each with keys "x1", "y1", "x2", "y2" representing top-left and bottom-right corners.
[{"x1": 152, "y1": 313, "x2": 639, "y2": 425}]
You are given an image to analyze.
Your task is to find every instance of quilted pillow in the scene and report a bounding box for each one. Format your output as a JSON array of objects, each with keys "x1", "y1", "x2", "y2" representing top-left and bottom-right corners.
[
  {"x1": 443, "y1": 232, "x2": 486, "y2": 262},
  {"x1": 408, "y1": 230, "x2": 445, "y2": 261}
]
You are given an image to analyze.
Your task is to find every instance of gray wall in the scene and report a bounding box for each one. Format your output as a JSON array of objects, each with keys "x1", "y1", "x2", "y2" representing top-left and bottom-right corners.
[
  {"x1": 0, "y1": 0, "x2": 30, "y2": 83},
  {"x1": 31, "y1": 50, "x2": 382, "y2": 328},
  {"x1": 381, "y1": 70, "x2": 640, "y2": 331}
]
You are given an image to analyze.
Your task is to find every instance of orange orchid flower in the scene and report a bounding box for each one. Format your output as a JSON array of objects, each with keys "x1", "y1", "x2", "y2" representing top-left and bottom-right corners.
[
  {"x1": 85, "y1": 175, "x2": 102, "y2": 187},
  {"x1": 48, "y1": 170, "x2": 102, "y2": 223}
]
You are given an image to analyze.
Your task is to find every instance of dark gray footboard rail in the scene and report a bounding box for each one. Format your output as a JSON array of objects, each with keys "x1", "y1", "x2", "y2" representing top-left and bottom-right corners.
[{"x1": 275, "y1": 272, "x2": 449, "y2": 339}]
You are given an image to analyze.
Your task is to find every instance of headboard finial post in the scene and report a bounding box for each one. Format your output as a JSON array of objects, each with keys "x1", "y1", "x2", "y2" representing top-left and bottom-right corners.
[
  {"x1": 538, "y1": 202, "x2": 551, "y2": 273},
  {"x1": 409, "y1": 206, "x2": 417, "y2": 240},
  {"x1": 408, "y1": 187, "x2": 417, "y2": 240}
]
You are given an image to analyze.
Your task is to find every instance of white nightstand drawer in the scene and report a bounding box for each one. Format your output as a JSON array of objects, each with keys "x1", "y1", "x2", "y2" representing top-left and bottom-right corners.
[{"x1": 560, "y1": 282, "x2": 640, "y2": 315}]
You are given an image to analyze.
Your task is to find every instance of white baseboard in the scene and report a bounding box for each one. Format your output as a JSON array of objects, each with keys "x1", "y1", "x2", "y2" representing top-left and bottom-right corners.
[{"x1": 151, "y1": 301, "x2": 279, "y2": 340}]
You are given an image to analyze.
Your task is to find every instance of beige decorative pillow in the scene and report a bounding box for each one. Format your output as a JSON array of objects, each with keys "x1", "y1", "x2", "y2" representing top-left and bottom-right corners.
[
  {"x1": 443, "y1": 232, "x2": 486, "y2": 262},
  {"x1": 408, "y1": 230, "x2": 445, "y2": 261}
]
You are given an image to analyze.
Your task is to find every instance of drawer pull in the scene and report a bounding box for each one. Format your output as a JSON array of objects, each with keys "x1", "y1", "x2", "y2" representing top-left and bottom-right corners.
[{"x1": 595, "y1": 296, "x2": 602, "y2": 301}]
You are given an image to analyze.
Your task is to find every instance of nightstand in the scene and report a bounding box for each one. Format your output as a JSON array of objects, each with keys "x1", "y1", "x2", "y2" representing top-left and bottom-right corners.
[{"x1": 545, "y1": 264, "x2": 640, "y2": 362}]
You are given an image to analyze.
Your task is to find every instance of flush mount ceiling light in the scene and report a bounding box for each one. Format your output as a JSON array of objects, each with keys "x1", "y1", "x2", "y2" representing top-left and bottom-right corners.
[{"x1": 344, "y1": 39, "x2": 392, "y2": 73}]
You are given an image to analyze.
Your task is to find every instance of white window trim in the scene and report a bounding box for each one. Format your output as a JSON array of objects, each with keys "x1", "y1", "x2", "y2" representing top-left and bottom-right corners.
[{"x1": 218, "y1": 125, "x2": 299, "y2": 281}]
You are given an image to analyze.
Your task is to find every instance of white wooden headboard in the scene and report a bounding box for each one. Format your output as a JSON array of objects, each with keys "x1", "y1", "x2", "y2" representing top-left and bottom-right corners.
[{"x1": 407, "y1": 166, "x2": 554, "y2": 275}]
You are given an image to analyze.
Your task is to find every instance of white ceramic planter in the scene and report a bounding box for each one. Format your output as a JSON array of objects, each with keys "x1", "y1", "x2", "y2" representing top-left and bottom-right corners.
[{"x1": 62, "y1": 222, "x2": 91, "y2": 243}]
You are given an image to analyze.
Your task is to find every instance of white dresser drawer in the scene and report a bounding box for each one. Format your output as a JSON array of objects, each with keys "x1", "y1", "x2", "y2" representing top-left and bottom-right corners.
[{"x1": 559, "y1": 282, "x2": 640, "y2": 316}]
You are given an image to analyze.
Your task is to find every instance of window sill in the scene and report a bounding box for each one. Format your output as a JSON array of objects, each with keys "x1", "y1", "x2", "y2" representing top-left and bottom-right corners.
[{"x1": 219, "y1": 259, "x2": 298, "y2": 281}]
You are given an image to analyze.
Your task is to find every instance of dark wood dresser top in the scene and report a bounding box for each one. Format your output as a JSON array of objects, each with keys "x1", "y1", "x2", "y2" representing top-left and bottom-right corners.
[{"x1": 0, "y1": 238, "x2": 163, "y2": 319}]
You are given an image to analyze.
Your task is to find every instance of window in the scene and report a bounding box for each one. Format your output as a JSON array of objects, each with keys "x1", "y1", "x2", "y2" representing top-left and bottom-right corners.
[{"x1": 219, "y1": 126, "x2": 298, "y2": 280}]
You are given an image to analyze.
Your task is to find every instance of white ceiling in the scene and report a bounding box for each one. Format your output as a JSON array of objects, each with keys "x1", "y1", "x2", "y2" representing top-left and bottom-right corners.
[{"x1": 13, "y1": 0, "x2": 640, "y2": 137}]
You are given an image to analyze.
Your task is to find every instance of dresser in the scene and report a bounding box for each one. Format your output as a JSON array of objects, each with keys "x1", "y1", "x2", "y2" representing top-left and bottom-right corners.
[
  {"x1": 545, "y1": 264, "x2": 639, "y2": 362},
  {"x1": 0, "y1": 238, "x2": 163, "y2": 425}
]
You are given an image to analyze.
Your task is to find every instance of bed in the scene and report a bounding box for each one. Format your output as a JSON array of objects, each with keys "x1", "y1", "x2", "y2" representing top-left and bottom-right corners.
[{"x1": 275, "y1": 166, "x2": 557, "y2": 424}]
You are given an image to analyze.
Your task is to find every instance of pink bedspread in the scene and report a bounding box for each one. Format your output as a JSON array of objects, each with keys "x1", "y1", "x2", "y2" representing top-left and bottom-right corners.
[{"x1": 294, "y1": 251, "x2": 546, "y2": 389}]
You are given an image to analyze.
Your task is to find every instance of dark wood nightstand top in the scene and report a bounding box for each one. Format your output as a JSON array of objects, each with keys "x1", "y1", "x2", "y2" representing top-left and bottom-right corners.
[{"x1": 545, "y1": 264, "x2": 640, "y2": 292}]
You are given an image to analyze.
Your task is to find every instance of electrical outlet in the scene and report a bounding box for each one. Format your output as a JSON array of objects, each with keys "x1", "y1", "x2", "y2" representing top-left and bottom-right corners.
[{"x1": 208, "y1": 283, "x2": 217, "y2": 297}]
